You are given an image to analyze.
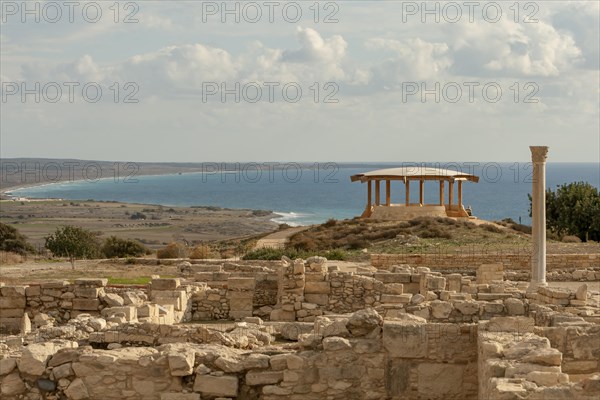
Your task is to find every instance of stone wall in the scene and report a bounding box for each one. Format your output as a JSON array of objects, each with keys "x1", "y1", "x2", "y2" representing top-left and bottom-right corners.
[
  {"x1": 0, "y1": 310, "x2": 484, "y2": 400},
  {"x1": 477, "y1": 316, "x2": 599, "y2": 399},
  {"x1": 371, "y1": 252, "x2": 600, "y2": 272}
]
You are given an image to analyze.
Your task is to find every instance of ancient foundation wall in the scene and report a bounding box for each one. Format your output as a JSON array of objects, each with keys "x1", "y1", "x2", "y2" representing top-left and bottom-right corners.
[{"x1": 371, "y1": 253, "x2": 600, "y2": 273}]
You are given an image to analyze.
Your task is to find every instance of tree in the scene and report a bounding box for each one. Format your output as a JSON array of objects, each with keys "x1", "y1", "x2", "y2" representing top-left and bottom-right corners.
[
  {"x1": 0, "y1": 223, "x2": 35, "y2": 255},
  {"x1": 529, "y1": 182, "x2": 600, "y2": 242},
  {"x1": 101, "y1": 236, "x2": 148, "y2": 258},
  {"x1": 45, "y1": 226, "x2": 101, "y2": 269}
]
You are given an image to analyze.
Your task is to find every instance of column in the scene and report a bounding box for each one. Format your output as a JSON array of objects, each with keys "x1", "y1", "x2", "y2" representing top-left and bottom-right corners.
[
  {"x1": 366, "y1": 181, "x2": 372, "y2": 211},
  {"x1": 439, "y1": 181, "x2": 444, "y2": 206},
  {"x1": 375, "y1": 180, "x2": 380, "y2": 206},
  {"x1": 458, "y1": 181, "x2": 463, "y2": 208},
  {"x1": 449, "y1": 181, "x2": 454, "y2": 208},
  {"x1": 419, "y1": 180, "x2": 424, "y2": 206},
  {"x1": 529, "y1": 146, "x2": 549, "y2": 291},
  {"x1": 386, "y1": 180, "x2": 391, "y2": 206},
  {"x1": 405, "y1": 180, "x2": 410, "y2": 206}
]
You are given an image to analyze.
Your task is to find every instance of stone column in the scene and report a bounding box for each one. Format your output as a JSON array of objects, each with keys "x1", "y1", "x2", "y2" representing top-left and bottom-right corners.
[{"x1": 529, "y1": 146, "x2": 549, "y2": 291}]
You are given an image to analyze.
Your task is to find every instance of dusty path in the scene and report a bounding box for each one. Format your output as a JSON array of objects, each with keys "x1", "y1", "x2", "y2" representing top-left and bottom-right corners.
[{"x1": 254, "y1": 226, "x2": 312, "y2": 249}]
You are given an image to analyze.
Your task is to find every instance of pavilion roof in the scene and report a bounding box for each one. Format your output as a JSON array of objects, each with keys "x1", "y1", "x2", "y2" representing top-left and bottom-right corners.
[{"x1": 350, "y1": 167, "x2": 479, "y2": 183}]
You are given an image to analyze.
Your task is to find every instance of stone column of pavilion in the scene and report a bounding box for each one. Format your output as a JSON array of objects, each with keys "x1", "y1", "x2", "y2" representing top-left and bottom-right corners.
[{"x1": 529, "y1": 146, "x2": 549, "y2": 291}]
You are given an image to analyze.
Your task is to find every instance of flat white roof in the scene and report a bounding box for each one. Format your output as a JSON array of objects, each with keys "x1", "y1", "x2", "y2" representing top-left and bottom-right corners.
[{"x1": 351, "y1": 167, "x2": 479, "y2": 182}]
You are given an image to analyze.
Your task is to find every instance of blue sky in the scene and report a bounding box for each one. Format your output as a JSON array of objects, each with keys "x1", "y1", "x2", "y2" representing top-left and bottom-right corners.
[{"x1": 1, "y1": 1, "x2": 599, "y2": 162}]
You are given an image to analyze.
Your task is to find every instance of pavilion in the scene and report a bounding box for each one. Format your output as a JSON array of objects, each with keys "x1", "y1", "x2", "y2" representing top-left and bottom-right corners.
[{"x1": 350, "y1": 167, "x2": 479, "y2": 220}]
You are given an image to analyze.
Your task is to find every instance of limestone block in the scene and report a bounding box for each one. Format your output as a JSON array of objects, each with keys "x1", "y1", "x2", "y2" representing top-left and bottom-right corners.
[
  {"x1": 1, "y1": 286, "x2": 27, "y2": 297},
  {"x1": 417, "y1": 363, "x2": 465, "y2": 397},
  {"x1": 304, "y1": 281, "x2": 330, "y2": 294},
  {"x1": 381, "y1": 294, "x2": 411, "y2": 304},
  {"x1": 523, "y1": 348, "x2": 562, "y2": 366},
  {"x1": 72, "y1": 298, "x2": 100, "y2": 311},
  {"x1": 229, "y1": 298, "x2": 253, "y2": 311},
  {"x1": 245, "y1": 370, "x2": 284, "y2": 385},
  {"x1": 19, "y1": 341, "x2": 78, "y2": 376},
  {"x1": 322, "y1": 336, "x2": 352, "y2": 351},
  {"x1": 193, "y1": 374, "x2": 238, "y2": 397},
  {"x1": 74, "y1": 278, "x2": 107, "y2": 287},
  {"x1": 25, "y1": 285, "x2": 41, "y2": 297},
  {"x1": 151, "y1": 278, "x2": 181, "y2": 290},
  {"x1": 226, "y1": 291, "x2": 254, "y2": 299},
  {"x1": 526, "y1": 371, "x2": 568, "y2": 386},
  {"x1": 346, "y1": 309, "x2": 383, "y2": 337},
  {"x1": 0, "y1": 296, "x2": 26, "y2": 309},
  {"x1": 242, "y1": 354, "x2": 270, "y2": 370},
  {"x1": 137, "y1": 304, "x2": 159, "y2": 318},
  {"x1": 304, "y1": 293, "x2": 328, "y2": 305},
  {"x1": 74, "y1": 287, "x2": 101, "y2": 299},
  {"x1": 1, "y1": 372, "x2": 25, "y2": 396},
  {"x1": 504, "y1": 298, "x2": 525, "y2": 315},
  {"x1": 229, "y1": 310, "x2": 253, "y2": 319},
  {"x1": 374, "y1": 273, "x2": 411, "y2": 284},
  {"x1": 0, "y1": 308, "x2": 24, "y2": 318},
  {"x1": 384, "y1": 283, "x2": 404, "y2": 295},
  {"x1": 430, "y1": 300, "x2": 453, "y2": 319},
  {"x1": 305, "y1": 272, "x2": 326, "y2": 282},
  {"x1": 40, "y1": 281, "x2": 69, "y2": 289},
  {"x1": 168, "y1": 352, "x2": 195, "y2": 376},
  {"x1": 383, "y1": 320, "x2": 427, "y2": 358},
  {"x1": 227, "y1": 278, "x2": 255, "y2": 291},
  {"x1": 576, "y1": 284, "x2": 588, "y2": 300},
  {"x1": 454, "y1": 301, "x2": 480, "y2": 315},
  {"x1": 0, "y1": 358, "x2": 17, "y2": 376},
  {"x1": 101, "y1": 306, "x2": 137, "y2": 321},
  {"x1": 123, "y1": 291, "x2": 145, "y2": 306},
  {"x1": 49, "y1": 350, "x2": 80, "y2": 367},
  {"x1": 64, "y1": 377, "x2": 89, "y2": 400},
  {"x1": 270, "y1": 309, "x2": 295, "y2": 321},
  {"x1": 52, "y1": 362, "x2": 73, "y2": 379},
  {"x1": 102, "y1": 293, "x2": 124, "y2": 307}
]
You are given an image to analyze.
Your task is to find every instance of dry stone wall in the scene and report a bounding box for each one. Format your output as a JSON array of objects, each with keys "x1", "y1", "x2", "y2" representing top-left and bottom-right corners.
[{"x1": 371, "y1": 252, "x2": 600, "y2": 274}]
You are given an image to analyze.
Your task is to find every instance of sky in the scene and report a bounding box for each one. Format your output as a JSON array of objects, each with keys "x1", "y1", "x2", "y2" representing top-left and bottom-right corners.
[{"x1": 1, "y1": 0, "x2": 599, "y2": 162}]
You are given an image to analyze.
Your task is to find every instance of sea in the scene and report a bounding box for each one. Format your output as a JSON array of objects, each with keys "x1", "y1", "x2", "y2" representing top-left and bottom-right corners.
[{"x1": 7, "y1": 163, "x2": 599, "y2": 227}]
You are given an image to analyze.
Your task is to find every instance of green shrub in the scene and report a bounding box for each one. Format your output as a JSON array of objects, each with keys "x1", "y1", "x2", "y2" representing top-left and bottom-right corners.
[
  {"x1": 45, "y1": 225, "x2": 101, "y2": 269},
  {"x1": 0, "y1": 222, "x2": 34, "y2": 255},
  {"x1": 102, "y1": 236, "x2": 147, "y2": 258},
  {"x1": 323, "y1": 249, "x2": 347, "y2": 260}
]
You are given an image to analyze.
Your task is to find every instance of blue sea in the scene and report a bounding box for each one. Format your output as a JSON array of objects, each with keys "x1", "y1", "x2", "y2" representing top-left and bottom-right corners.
[{"x1": 7, "y1": 163, "x2": 599, "y2": 226}]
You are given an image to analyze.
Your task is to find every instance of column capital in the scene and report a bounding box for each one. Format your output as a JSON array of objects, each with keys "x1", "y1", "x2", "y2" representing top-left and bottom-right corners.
[{"x1": 530, "y1": 146, "x2": 549, "y2": 163}]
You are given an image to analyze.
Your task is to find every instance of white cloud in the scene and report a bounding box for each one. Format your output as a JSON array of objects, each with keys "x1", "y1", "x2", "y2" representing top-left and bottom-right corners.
[{"x1": 366, "y1": 37, "x2": 452, "y2": 81}]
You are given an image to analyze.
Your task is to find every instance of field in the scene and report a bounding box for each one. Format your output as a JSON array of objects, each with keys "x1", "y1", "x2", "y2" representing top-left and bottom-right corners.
[{"x1": 0, "y1": 199, "x2": 279, "y2": 250}]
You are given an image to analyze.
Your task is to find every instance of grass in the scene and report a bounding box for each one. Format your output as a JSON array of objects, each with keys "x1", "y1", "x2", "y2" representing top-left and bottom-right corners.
[{"x1": 285, "y1": 216, "x2": 533, "y2": 261}]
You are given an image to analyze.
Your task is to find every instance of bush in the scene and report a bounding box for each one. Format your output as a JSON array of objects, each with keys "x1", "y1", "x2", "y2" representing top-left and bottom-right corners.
[
  {"x1": 324, "y1": 249, "x2": 348, "y2": 260},
  {"x1": 531, "y1": 181, "x2": 600, "y2": 241},
  {"x1": 323, "y1": 218, "x2": 337, "y2": 228},
  {"x1": 102, "y1": 236, "x2": 148, "y2": 258},
  {"x1": 481, "y1": 224, "x2": 502, "y2": 233},
  {"x1": 130, "y1": 212, "x2": 147, "y2": 220},
  {"x1": 189, "y1": 244, "x2": 213, "y2": 259},
  {"x1": 419, "y1": 227, "x2": 452, "y2": 239},
  {"x1": 157, "y1": 242, "x2": 188, "y2": 259},
  {"x1": 561, "y1": 235, "x2": 582, "y2": 243},
  {"x1": 242, "y1": 247, "x2": 290, "y2": 260},
  {"x1": 45, "y1": 225, "x2": 101, "y2": 269},
  {"x1": 511, "y1": 224, "x2": 532, "y2": 234},
  {"x1": 0, "y1": 222, "x2": 35, "y2": 255}
]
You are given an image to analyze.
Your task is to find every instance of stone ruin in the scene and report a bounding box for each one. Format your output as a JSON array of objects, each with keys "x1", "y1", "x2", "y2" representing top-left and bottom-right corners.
[{"x1": 0, "y1": 257, "x2": 599, "y2": 399}]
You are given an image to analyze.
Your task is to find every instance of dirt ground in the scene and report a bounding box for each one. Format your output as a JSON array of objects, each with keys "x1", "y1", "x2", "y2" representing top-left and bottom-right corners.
[{"x1": 0, "y1": 200, "x2": 279, "y2": 250}]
